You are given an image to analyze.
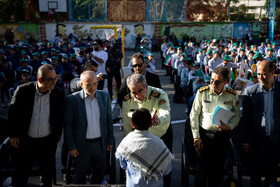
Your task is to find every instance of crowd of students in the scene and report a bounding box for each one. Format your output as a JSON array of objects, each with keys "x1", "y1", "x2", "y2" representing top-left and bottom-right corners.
[
  {"x1": 155, "y1": 36, "x2": 280, "y2": 113},
  {"x1": 0, "y1": 34, "x2": 123, "y2": 108}
]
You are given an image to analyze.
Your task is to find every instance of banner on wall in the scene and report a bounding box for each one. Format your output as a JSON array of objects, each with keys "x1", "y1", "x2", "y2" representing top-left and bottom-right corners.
[
  {"x1": 0, "y1": 23, "x2": 39, "y2": 42},
  {"x1": 232, "y1": 22, "x2": 250, "y2": 40},
  {"x1": 159, "y1": 23, "x2": 233, "y2": 42},
  {"x1": 159, "y1": 22, "x2": 261, "y2": 42}
]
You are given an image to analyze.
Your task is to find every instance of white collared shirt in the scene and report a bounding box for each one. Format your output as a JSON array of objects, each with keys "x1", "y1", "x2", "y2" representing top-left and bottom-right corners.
[
  {"x1": 84, "y1": 90, "x2": 101, "y2": 139},
  {"x1": 28, "y1": 84, "x2": 51, "y2": 138}
]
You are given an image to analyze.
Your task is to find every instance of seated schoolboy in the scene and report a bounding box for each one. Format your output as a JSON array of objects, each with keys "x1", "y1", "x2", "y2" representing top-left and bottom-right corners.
[{"x1": 116, "y1": 108, "x2": 174, "y2": 187}]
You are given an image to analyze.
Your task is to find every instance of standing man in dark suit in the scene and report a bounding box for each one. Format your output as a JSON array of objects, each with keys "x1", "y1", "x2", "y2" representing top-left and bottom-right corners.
[
  {"x1": 242, "y1": 60, "x2": 280, "y2": 187},
  {"x1": 117, "y1": 53, "x2": 161, "y2": 107},
  {"x1": 8, "y1": 64, "x2": 65, "y2": 187},
  {"x1": 64, "y1": 71, "x2": 114, "y2": 184}
]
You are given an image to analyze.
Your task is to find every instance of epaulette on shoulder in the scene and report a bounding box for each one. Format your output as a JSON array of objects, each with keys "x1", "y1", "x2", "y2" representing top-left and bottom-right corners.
[
  {"x1": 226, "y1": 88, "x2": 237, "y2": 95},
  {"x1": 150, "y1": 90, "x2": 161, "y2": 98},
  {"x1": 124, "y1": 94, "x2": 131, "y2": 101},
  {"x1": 199, "y1": 86, "x2": 210, "y2": 93}
]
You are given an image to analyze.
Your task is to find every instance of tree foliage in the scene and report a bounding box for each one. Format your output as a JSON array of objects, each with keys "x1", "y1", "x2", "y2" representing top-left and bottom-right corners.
[
  {"x1": 229, "y1": 3, "x2": 256, "y2": 21},
  {"x1": 0, "y1": 0, "x2": 25, "y2": 22}
]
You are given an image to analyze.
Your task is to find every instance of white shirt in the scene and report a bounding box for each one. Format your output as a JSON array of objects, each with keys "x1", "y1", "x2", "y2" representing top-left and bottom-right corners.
[
  {"x1": 91, "y1": 50, "x2": 108, "y2": 74},
  {"x1": 84, "y1": 91, "x2": 101, "y2": 139},
  {"x1": 28, "y1": 85, "x2": 51, "y2": 138}
]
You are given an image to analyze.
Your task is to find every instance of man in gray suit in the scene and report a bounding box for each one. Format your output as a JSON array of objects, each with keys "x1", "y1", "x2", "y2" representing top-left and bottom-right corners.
[
  {"x1": 242, "y1": 60, "x2": 280, "y2": 187},
  {"x1": 64, "y1": 71, "x2": 114, "y2": 184}
]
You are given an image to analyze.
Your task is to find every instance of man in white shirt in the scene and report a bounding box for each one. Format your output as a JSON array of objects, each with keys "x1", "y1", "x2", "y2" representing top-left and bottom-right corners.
[{"x1": 90, "y1": 39, "x2": 108, "y2": 90}]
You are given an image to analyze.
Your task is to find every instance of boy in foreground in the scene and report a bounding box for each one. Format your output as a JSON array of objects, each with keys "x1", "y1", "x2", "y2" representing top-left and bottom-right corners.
[{"x1": 116, "y1": 108, "x2": 174, "y2": 187}]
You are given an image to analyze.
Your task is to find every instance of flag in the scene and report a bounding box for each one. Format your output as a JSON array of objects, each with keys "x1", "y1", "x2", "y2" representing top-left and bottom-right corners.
[{"x1": 164, "y1": 56, "x2": 172, "y2": 67}]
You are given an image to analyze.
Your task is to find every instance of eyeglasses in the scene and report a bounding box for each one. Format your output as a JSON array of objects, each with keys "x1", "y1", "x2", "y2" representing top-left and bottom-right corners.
[
  {"x1": 43, "y1": 76, "x2": 59, "y2": 83},
  {"x1": 85, "y1": 82, "x2": 98, "y2": 88},
  {"x1": 210, "y1": 79, "x2": 224, "y2": 85},
  {"x1": 132, "y1": 63, "x2": 143, "y2": 68}
]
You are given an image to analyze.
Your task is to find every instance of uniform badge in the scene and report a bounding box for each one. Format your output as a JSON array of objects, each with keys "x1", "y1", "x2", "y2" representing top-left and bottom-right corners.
[
  {"x1": 152, "y1": 90, "x2": 160, "y2": 98},
  {"x1": 159, "y1": 99, "x2": 166, "y2": 106},
  {"x1": 224, "y1": 101, "x2": 233, "y2": 105},
  {"x1": 124, "y1": 94, "x2": 131, "y2": 101}
]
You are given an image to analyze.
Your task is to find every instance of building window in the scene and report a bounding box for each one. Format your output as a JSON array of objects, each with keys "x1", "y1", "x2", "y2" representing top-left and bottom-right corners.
[
  {"x1": 69, "y1": 0, "x2": 107, "y2": 20},
  {"x1": 147, "y1": 0, "x2": 186, "y2": 21}
]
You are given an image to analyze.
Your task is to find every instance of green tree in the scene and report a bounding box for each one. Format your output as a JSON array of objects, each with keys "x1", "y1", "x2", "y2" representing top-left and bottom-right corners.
[
  {"x1": 229, "y1": 1, "x2": 257, "y2": 21},
  {"x1": 263, "y1": 0, "x2": 280, "y2": 27},
  {"x1": 0, "y1": 0, "x2": 25, "y2": 22}
]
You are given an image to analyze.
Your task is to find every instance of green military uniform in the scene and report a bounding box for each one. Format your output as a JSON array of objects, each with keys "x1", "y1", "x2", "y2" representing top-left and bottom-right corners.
[
  {"x1": 122, "y1": 86, "x2": 170, "y2": 138},
  {"x1": 190, "y1": 85, "x2": 240, "y2": 139}
]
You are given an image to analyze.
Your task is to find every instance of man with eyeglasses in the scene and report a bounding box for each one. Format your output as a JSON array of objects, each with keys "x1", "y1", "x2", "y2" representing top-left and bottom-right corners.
[
  {"x1": 8, "y1": 64, "x2": 65, "y2": 187},
  {"x1": 117, "y1": 53, "x2": 161, "y2": 108},
  {"x1": 64, "y1": 71, "x2": 114, "y2": 184},
  {"x1": 190, "y1": 67, "x2": 240, "y2": 187}
]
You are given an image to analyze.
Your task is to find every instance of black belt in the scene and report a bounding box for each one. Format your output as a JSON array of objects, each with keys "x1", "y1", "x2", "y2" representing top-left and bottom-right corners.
[{"x1": 86, "y1": 137, "x2": 102, "y2": 143}]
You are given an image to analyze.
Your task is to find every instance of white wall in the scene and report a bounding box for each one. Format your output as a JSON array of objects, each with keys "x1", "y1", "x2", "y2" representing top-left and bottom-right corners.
[{"x1": 45, "y1": 22, "x2": 154, "y2": 48}]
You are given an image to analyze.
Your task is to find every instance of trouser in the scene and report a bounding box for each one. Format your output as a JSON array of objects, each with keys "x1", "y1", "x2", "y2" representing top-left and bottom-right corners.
[
  {"x1": 173, "y1": 75, "x2": 184, "y2": 102},
  {"x1": 161, "y1": 124, "x2": 173, "y2": 187},
  {"x1": 13, "y1": 135, "x2": 57, "y2": 187},
  {"x1": 195, "y1": 127, "x2": 230, "y2": 187},
  {"x1": 1, "y1": 84, "x2": 11, "y2": 103},
  {"x1": 107, "y1": 70, "x2": 121, "y2": 100},
  {"x1": 97, "y1": 79, "x2": 104, "y2": 90},
  {"x1": 75, "y1": 139, "x2": 107, "y2": 184},
  {"x1": 250, "y1": 137, "x2": 279, "y2": 187}
]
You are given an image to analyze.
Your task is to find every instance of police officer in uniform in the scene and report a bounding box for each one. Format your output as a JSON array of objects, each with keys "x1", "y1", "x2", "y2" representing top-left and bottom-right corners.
[
  {"x1": 190, "y1": 67, "x2": 240, "y2": 187},
  {"x1": 122, "y1": 73, "x2": 172, "y2": 187}
]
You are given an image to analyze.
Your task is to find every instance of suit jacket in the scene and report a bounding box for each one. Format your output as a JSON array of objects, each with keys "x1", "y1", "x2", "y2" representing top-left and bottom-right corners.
[
  {"x1": 63, "y1": 90, "x2": 114, "y2": 153},
  {"x1": 242, "y1": 82, "x2": 280, "y2": 154},
  {"x1": 8, "y1": 82, "x2": 65, "y2": 139},
  {"x1": 117, "y1": 71, "x2": 162, "y2": 107}
]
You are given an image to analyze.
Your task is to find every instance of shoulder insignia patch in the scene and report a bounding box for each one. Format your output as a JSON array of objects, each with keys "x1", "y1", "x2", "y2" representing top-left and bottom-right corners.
[
  {"x1": 226, "y1": 88, "x2": 237, "y2": 95},
  {"x1": 150, "y1": 90, "x2": 161, "y2": 98},
  {"x1": 159, "y1": 99, "x2": 166, "y2": 106},
  {"x1": 199, "y1": 86, "x2": 210, "y2": 92},
  {"x1": 124, "y1": 94, "x2": 131, "y2": 101}
]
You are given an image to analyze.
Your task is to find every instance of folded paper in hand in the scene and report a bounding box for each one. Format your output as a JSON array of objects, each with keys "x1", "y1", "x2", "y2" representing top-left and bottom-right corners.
[{"x1": 212, "y1": 106, "x2": 235, "y2": 126}]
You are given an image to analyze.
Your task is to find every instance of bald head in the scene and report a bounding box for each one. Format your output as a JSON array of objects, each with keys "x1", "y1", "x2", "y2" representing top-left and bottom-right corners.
[
  {"x1": 80, "y1": 71, "x2": 97, "y2": 82},
  {"x1": 258, "y1": 60, "x2": 274, "y2": 73},
  {"x1": 257, "y1": 60, "x2": 274, "y2": 90}
]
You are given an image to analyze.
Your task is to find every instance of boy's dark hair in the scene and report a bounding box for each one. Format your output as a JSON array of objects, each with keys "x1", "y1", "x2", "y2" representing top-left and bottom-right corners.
[
  {"x1": 84, "y1": 59, "x2": 98, "y2": 69},
  {"x1": 132, "y1": 108, "x2": 151, "y2": 130}
]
